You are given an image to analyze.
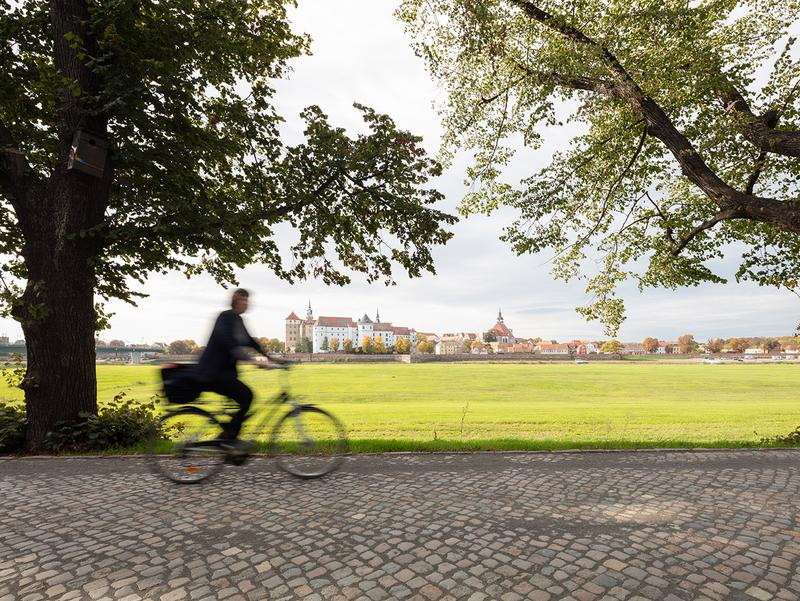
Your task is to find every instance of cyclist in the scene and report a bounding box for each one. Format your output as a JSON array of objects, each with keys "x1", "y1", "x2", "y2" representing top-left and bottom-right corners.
[{"x1": 195, "y1": 288, "x2": 288, "y2": 444}]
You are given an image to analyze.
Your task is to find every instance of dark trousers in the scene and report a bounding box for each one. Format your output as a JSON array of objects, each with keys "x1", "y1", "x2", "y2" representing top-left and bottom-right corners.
[{"x1": 202, "y1": 378, "x2": 254, "y2": 440}]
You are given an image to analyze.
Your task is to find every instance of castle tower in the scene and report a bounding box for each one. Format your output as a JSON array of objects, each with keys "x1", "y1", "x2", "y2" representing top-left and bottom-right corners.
[{"x1": 285, "y1": 311, "x2": 302, "y2": 353}]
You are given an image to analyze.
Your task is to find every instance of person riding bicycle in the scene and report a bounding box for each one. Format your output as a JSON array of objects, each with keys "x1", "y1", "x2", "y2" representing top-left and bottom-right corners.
[{"x1": 195, "y1": 288, "x2": 287, "y2": 443}]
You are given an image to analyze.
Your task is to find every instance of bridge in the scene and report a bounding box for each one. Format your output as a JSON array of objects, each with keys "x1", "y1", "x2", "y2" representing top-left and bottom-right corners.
[{"x1": 0, "y1": 344, "x2": 163, "y2": 365}]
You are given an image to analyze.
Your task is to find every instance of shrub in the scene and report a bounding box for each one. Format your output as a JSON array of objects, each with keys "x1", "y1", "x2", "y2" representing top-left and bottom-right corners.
[
  {"x1": 0, "y1": 402, "x2": 27, "y2": 453},
  {"x1": 43, "y1": 393, "x2": 165, "y2": 453},
  {"x1": 761, "y1": 427, "x2": 800, "y2": 447}
]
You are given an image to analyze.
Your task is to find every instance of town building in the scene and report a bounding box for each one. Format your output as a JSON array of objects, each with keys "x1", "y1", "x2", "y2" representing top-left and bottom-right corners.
[
  {"x1": 487, "y1": 310, "x2": 516, "y2": 344},
  {"x1": 285, "y1": 304, "x2": 416, "y2": 353},
  {"x1": 572, "y1": 341, "x2": 600, "y2": 355},
  {"x1": 537, "y1": 342, "x2": 571, "y2": 355},
  {"x1": 656, "y1": 341, "x2": 678, "y2": 354},
  {"x1": 620, "y1": 342, "x2": 646, "y2": 355},
  {"x1": 436, "y1": 335, "x2": 462, "y2": 355},
  {"x1": 435, "y1": 332, "x2": 478, "y2": 355}
]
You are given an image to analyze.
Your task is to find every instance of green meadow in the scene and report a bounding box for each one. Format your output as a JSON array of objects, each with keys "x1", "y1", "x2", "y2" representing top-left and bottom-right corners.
[{"x1": 2, "y1": 362, "x2": 799, "y2": 451}]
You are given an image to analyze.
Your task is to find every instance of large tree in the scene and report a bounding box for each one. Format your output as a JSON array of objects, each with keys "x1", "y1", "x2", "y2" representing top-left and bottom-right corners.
[
  {"x1": 641, "y1": 336, "x2": 659, "y2": 353},
  {"x1": 0, "y1": 0, "x2": 455, "y2": 449},
  {"x1": 400, "y1": 0, "x2": 800, "y2": 334}
]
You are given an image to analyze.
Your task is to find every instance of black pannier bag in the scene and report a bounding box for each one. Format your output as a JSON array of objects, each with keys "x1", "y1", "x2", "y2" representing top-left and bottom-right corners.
[{"x1": 160, "y1": 363, "x2": 201, "y2": 405}]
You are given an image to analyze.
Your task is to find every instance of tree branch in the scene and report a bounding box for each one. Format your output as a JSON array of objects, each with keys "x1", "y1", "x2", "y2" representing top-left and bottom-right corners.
[
  {"x1": 0, "y1": 119, "x2": 33, "y2": 215},
  {"x1": 745, "y1": 149, "x2": 768, "y2": 196},
  {"x1": 507, "y1": 0, "x2": 800, "y2": 236},
  {"x1": 512, "y1": 60, "x2": 620, "y2": 98},
  {"x1": 718, "y1": 85, "x2": 800, "y2": 158},
  {"x1": 670, "y1": 206, "x2": 745, "y2": 256}
]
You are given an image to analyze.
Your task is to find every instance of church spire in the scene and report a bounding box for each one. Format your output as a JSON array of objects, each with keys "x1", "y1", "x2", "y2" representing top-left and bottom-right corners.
[
  {"x1": 376, "y1": 307, "x2": 380, "y2": 322},
  {"x1": 306, "y1": 300, "x2": 313, "y2": 320},
  {"x1": 497, "y1": 308, "x2": 503, "y2": 323}
]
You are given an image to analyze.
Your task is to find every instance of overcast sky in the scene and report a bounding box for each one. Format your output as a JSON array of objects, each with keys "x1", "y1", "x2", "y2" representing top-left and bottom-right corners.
[{"x1": 1, "y1": 0, "x2": 798, "y2": 344}]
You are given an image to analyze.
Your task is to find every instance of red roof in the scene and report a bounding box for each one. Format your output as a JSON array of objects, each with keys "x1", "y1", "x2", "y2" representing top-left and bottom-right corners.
[
  {"x1": 539, "y1": 343, "x2": 571, "y2": 350},
  {"x1": 316, "y1": 316, "x2": 356, "y2": 328},
  {"x1": 392, "y1": 326, "x2": 413, "y2": 335},
  {"x1": 285, "y1": 311, "x2": 300, "y2": 321},
  {"x1": 373, "y1": 322, "x2": 394, "y2": 332},
  {"x1": 491, "y1": 322, "x2": 513, "y2": 337}
]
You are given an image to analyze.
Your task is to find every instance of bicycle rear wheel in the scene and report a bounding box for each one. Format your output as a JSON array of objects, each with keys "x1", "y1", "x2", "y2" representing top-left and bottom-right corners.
[
  {"x1": 269, "y1": 405, "x2": 348, "y2": 479},
  {"x1": 148, "y1": 407, "x2": 227, "y2": 484}
]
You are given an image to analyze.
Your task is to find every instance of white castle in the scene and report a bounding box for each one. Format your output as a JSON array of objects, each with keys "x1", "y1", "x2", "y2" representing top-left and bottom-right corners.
[{"x1": 285, "y1": 302, "x2": 417, "y2": 353}]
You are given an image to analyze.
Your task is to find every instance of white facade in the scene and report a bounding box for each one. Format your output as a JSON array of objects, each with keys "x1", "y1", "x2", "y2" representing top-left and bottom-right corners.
[
  {"x1": 305, "y1": 311, "x2": 416, "y2": 353},
  {"x1": 313, "y1": 324, "x2": 358, "y2": 353}
]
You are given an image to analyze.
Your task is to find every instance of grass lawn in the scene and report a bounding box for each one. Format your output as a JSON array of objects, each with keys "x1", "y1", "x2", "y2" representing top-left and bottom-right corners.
[{"x1": 2, "y1": 362, "x2": 799, "y2": 452}]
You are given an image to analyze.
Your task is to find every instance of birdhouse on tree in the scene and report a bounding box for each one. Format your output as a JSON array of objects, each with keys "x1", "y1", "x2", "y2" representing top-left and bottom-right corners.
[{"x1": 67, "y1": 130, "x2": 108, "y2": 178}]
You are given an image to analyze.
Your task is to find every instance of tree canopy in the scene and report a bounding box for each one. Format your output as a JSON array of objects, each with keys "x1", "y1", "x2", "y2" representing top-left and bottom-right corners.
[
  {"x1": 1, "y1": 0, "x2": 457, "y2": 448},
  {"x1": 1, "y1": 0, "x2": 456, "y2": 317},
  {"x1": 400, "y1": 0, "x2": 800, "y2": 334}
]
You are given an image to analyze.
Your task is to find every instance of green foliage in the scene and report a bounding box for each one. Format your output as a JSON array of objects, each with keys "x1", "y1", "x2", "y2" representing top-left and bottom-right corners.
[
  {"x1": 257, "y1": 337, "x2": 284, "y2": 353},
  {"x1": 417, "y1": 340, "x2": 436, "y2": 354},
  {"x1": 395, "y1": 338, "x2": 412, "y2": 354},
  {"x1": 2, "y1": 353, "x2": 25, "y2": 388},
  {"x1": 361, "y1": 336, "x2": 375, "y2": 354},
  {"x1": 167, "y1": 340, "x2": 197, "y2": 355},
  {"x1": 295, "y1": 337, "x2": 312, "y2": 353},
  {"x1": 761, "y1": 426, "x2": 800, "y2": 447},
  {"x1": 400, "y1": 0, "x2": 800, "y2": 334},
  {"x1": 483, "y1": 332, "x2": 497, "y2": 343},
  {"x1": 0, "y1": 401, "x2": 26, "y2": 453},
  {"x1": 677, "y1": 334, "x2": 699, "y2": 354},
  {"x1": 321, "y1": 336, "x2": 329, "y2": 351},
  {"x1": 761, "y1": 338, "x2": 782, "y2": 352},
  {"x1": 600, "y1": 340, "x2": 624, "y2": 354},
  {"x1": 42, "y1": 393, "x2": 164, "y2": 453},
  {"x1": 0, "y1": 0, "x2": 455, "y2": 312}
]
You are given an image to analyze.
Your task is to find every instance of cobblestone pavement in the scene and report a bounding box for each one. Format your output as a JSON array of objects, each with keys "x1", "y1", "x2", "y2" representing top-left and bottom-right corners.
[{"x1": 2, "y1": 450, "x2": 800, "y2": 601}]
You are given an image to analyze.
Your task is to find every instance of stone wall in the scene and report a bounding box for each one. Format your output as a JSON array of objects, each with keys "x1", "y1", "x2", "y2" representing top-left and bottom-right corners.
[
  {"x1": 287, "y1": 353, "x2": 409, "y2": 363},
  {"x1": 409, "y1": 353, "x2": 618, "y2": 363}
]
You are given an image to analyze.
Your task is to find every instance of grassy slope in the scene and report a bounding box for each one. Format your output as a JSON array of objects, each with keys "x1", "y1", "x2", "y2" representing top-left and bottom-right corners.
[{"x1": 2, "y1": 362, "x2": 798, "y2": 451}]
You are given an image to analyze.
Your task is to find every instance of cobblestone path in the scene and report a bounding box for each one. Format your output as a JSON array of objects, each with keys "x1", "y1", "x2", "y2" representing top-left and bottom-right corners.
[{"x1": 1, "y1": 450, "x2": 799, "y2": 601}]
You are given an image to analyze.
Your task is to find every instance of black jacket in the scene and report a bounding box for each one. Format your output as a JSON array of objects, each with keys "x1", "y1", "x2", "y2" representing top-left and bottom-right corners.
[{"x1": 195, "y1": 310, "x2": 266, "y2": 382}]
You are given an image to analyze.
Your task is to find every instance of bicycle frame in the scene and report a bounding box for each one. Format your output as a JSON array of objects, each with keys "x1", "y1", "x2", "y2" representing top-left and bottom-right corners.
[
  {"x1": 226, "y1": 368, "x2": 304, "y2": 441},
  {"x1": 158, "y1": 365, "x2": 305, "y2": 441}
]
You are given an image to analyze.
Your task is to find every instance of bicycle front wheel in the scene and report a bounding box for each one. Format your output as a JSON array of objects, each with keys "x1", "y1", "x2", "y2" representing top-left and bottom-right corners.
[
  {"x1": 148, "y1": 407, "x2": 227, "y2": 484},
  {"x1": 269, "y1": 405, "x2": 348, "y2": 479}
]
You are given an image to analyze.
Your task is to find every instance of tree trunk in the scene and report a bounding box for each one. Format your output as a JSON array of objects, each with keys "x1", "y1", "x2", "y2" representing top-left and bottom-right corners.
[
  {"x1": 20, "y1": 256, "x2": 97, "y2": 451},
  {"x1": 6, "y1": 0, "x2": 113, "y2": 451},
  {"x1": 15, "y1": 172, "x2": 103, "y2": 451}
]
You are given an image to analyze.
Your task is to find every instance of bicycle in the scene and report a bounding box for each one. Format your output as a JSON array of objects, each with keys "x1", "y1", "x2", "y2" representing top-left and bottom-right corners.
[{"x1": 147, "y1": 362, "x2": 348, "y2": 484}]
